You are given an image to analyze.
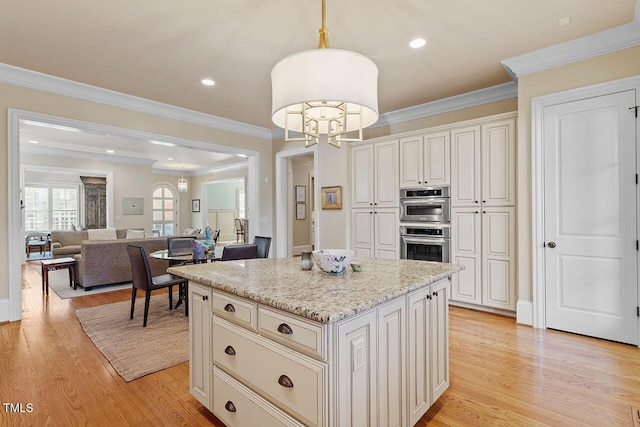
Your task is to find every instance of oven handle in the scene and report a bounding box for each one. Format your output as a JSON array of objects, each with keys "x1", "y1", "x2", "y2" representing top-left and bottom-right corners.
[
  {"x1": 400, "y1": 198, "x2": 449, "y2": 205},
  {"x1": 401, "y1": 237, "x2": 448, "y2": 245}
]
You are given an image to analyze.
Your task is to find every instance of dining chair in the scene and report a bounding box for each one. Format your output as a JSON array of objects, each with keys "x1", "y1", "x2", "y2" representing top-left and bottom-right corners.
[
  {"x1": 126, "y1": 244, "x2": 189, "y2": 327},
  {"x1": 234, "y1": 219, "x2": 245, "y2": 242},
  {"x1": 252, "y1": 236, "x2": 272, "y2": 258},
  {"x1": 167, "y1": 236, "x2": 197, "y2": 267},
  {"x1": 220, "y1": 243, "x2": 258, "y2": 261}
]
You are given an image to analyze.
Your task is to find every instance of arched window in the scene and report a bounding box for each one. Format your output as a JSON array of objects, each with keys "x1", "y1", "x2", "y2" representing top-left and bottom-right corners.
[{"x1": 152, "y1": 184, "x2": 176, "y2": 236}]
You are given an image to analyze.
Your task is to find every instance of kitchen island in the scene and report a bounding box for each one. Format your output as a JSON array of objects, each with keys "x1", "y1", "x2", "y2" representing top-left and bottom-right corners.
[{"x1": 169, "y1": 258, "x2": 462, "y2": 427}]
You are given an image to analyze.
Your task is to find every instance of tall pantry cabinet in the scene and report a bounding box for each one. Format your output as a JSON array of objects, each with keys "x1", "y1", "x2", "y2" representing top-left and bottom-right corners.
[
  {"x1": 351, "y1": 139, "x2": 400, "y2": 259},
  {"x1": 450, "y1": 115, "x2": 516, "y2": 311}
]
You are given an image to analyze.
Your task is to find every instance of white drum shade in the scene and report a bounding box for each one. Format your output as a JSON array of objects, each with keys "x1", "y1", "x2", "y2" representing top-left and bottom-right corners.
[{"x1": 271, "y1": 48, "x2": 379, "y2": 134}]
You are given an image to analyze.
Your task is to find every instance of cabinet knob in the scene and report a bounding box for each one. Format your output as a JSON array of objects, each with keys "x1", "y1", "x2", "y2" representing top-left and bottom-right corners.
[
  {"x1": 483, "y1": 200, "x2": 486, "y2": 203},
  {"x1": 278, "y1": 374, "x2": 294, "y2": 388},
  {"x1": 433, "y1": 291, "x2": 439, "y2": 297},
  {"x1": 202, "y1": 295, "x2": 208, "y2": 301},
  {"x1": 369, "y1": 202, "x2": 373, "y2": 206},
  {"x1": 475, "y1": 200, "x2": 478, "y2": 203},
  {"x1": 427, "y1": 294, "x2": 432, "y2": 300},
  {"x1": 225, "y1": 401, "x2": 237, "y2": 413},
  {"x1": 224, "y1": 303, "x2": 235, "y2": 312},
  {"x1": 224, "y1": 345, "x2": 236, "y2": 356},
  {"x1": 483, "y1": 211, "x2": 486, "y2": 214},
  {"x1": 277, "y1": 323, "x2": 293, "y2": 335},
  {"x1": 475, "y1": 211, "x2": 479, "y2": 214}
]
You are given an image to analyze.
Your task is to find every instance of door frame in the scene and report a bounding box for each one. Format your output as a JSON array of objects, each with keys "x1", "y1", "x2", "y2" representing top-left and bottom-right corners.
[
  {"x1": 275, "y1": 146, "x2": 318, "y2": 258},
  {"x1": 531, "y1": 75, "x2": 640, "y2": 338}
]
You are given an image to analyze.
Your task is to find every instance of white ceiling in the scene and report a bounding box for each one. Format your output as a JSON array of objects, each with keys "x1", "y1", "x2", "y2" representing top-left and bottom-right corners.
[{"x1": 3, "y1": 0, "x2": 638, "y2": 170}]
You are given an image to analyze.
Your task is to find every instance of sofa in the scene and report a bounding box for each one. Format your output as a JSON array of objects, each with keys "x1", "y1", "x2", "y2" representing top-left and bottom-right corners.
[
  {"x1": 74, "y1": 236, "x2": 168, "y2": 290},
  {"x1": 51, "y1": 229, "x2": 132, "y2": 258}
]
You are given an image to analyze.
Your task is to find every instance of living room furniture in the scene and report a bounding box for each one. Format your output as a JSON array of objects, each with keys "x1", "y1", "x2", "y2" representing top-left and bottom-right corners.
[
  {"x1": 81, "y1": 176, "x2": 107, "y2": 229},
  {"x1": 252, "y1": 236, "x2": 271, "y2": 258},
  {"x1": 51, "y1": 229, "x2": 131, "y2": 258},
  {"x1": 40, "y1": 257, "x2": 77, "y2": 295},
  {"x1": 74, "y1": 236, "x2": 167, "y2": 290},
  {"x1": 26, "y1": 232, "x2": 51, "y2": 257},
  {"x1": 220, "y1": 244, "x2": 257, "y2": 261},
  {"x1": 126, "y1": 245, "x2": 189, "y2": 327}
]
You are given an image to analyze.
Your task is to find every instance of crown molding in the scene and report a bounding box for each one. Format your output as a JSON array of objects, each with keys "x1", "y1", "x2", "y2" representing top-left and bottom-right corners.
[
  {"x1": 501, "y1": 20, "x2": 640, "y2": 79},
  {"x1": 0, "y1": 62, "x2": 273, "y2": 140},
  {"x1": 373, "y1": 82, "x2": 517, "y2": 128}
]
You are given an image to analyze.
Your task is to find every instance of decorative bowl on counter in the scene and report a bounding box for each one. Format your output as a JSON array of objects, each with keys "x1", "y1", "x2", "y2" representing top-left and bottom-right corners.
[{"x1": 312, "y1": 249, "x2": 354, "y2": 275}]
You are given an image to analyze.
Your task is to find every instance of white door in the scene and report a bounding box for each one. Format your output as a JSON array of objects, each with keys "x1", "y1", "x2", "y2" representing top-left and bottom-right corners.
[
  {"x1": 544, "y1": 90, "x2": 638, "y2": 345},
  {"x1": 351, "y1": 144, "x2": 374, "y2": 209},
  {"x1": 374, "y1": 208, "x2": 399, "y2": 259},
  {"x1": 374, "y1": 140, "x2": 399, "y2": 208},
  {"x1": 424, "y1": 131, "x2": 450, "y2": 186},
  {"x1": 450, "y1": 126, "x2": 481, "y2": 207},
  {"x1": 352, "y1": 209, "x2": 374, "y2": 259}
]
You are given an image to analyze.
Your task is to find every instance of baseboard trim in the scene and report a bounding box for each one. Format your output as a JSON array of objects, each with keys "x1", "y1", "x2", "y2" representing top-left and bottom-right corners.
[
  {"x1": 516, "y1": 300, "x2": 533, "y2": 326},
  {"x1": 0, "y1": 298, "x2": 9, "y2": 323},
  {"x1": 448, "y1": 300, "x2": 516, "y2": 318},
  {"x1": 292, "y1": 245, "x2": 312, "y2": 256}
]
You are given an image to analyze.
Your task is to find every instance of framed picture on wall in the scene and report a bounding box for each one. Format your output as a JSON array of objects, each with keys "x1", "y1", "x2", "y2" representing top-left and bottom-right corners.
[
  {"x1": 192, "y1": 199, "x2": 200, "y2": 213},
  {"x1": 295, "y1": 185, "x2": 306, "y2": 202},
  {"x1": 296, "y1": 203, "x2": 306, "y2": 220},
  {"x1": 321, "y1": 186, "x2": 342, "y2": 210}
]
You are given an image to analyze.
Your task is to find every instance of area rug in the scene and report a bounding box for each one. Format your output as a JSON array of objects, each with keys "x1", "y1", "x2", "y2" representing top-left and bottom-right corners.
[
  {"x1": 44, "y1": 268, "x2": 131, "y2": 299},
  {"x1": 75, "y1": 294, "x2": 188, "y2": 382}
]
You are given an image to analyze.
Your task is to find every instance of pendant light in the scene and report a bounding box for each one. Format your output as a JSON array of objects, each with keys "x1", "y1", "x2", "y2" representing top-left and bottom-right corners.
[
  {"x1": 271, "y1": 0, "x2": 379, "y2": 148},
  {"x1": 177, "y1": 165, "x2": 188, "y2": 193}
]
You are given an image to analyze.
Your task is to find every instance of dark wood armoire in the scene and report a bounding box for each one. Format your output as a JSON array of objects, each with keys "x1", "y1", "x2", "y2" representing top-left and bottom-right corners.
[{"x1": 80, "y1": 176, "x2": 107, "y2": 229}]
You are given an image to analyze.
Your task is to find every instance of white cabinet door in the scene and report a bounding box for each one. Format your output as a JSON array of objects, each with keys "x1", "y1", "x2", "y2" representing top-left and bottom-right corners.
[
  {"x1": 374, "y1": 208, "x2": 399, "y2": 259},
  {"x1": 352, "y1": 209, "x2": 375, "y2": 258},
  {"x1": 481, "y1": 118, "x2": 515, "y2": 206},
  {"x1": 400, "y1": 135, "x2": 423, "y2": 188},
  {"x1": 377, "y1": 298, "x2": 406, "y2": 427},
  {"x1": 336, "y1": 310, "x2": 378, "y2": 427},
  {"x1": 451, "y1": 125, "x2": 481, "y2": 207},
  {"x1": 450, "y1": 208, "x2": 481, "y2": 305},
  {"x1": 189, "y1": 282, "x2": 212, "y2": 410},
  {"x1": 407, "y1": 287, "x2": 432, "y2": 426},
  {"x1": 374, "y1": 140, "x2": 399, "y2": 208},
  {"x1": 352, "y1": 144, "x2": 374, "y2": 209},
  {"x1": 482, "y1": 207, "x2": 516, "y2": 310},
  {"x1": 423, "y1": 131, "x2": 450, "y2": 186},
  {"x1": 430, "y1": 279, "x2": 449, "y2": 402}
]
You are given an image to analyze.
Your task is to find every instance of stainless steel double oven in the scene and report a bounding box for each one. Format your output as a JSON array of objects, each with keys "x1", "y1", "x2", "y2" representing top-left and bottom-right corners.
[{"x1": 400, "y1": 186, "x2": 450, "y2": 263}]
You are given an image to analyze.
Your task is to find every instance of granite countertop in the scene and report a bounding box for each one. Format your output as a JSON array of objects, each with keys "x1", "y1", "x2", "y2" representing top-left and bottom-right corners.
[{"x1": 168, "y1": 258, "x2": 463, "y2": 324}]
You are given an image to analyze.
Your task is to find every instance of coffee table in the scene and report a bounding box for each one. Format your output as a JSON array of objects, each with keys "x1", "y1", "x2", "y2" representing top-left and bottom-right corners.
[{"x1": 41, "y1": 257, "x2": 77, "y2": 295}]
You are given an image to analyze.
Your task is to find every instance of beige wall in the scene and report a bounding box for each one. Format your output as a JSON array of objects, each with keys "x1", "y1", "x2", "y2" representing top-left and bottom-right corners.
[
  {"x1": 1, "y1": 82, "x2": 273, "y2": 302},
  {"x1": 515, "y1": 45, "x2": 640, "y2": 312}
]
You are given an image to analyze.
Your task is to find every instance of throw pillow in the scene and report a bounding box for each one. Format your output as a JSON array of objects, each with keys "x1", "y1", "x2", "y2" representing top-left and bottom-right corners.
[
  {"x1": 87, "y1": 228, "x2": 118, "y2": 240},
  {"x1": 125, "y1": 229, "x2": 145, "y2": 239},
  {"x1": 183, "y1": 227, "x2": 197, "y2": 235}
]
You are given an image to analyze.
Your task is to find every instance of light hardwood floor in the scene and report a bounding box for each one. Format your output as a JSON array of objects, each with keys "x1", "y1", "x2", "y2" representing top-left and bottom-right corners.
[{"x1": 1, "y1": 262, "x2": 639, "y2": 426}]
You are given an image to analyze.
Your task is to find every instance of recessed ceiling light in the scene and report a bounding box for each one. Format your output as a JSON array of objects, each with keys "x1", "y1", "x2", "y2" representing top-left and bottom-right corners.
[
  {"x1": 201, "y1": 78, "x2": 215, "y2": 86},
  {"x1": 409, "y1": 38, "x2": 426, "y2": 49},
  {"x1": 559, "y1": 16, "x2": 571, "y2": 26},
  {"x1": 149, "y1": 140, "x2": 177, "y2": 147},
  {"x1": 237, "y1": 154, "x2": 247, "y2": 158},
  {"x1": 106, "y1": 150, "x2": 115, "y2": 154},
  {"x1": 29, "y1": 140, "x2": 39, "y2": 144},
  {"x1": 167, "y1": 157, "x2": 174, "y2": 160}
]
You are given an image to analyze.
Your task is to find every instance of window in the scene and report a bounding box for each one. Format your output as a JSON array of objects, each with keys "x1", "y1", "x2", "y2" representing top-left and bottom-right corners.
[
  {"x1": 236, "y1": 187, "x2": 246, "y2": 219},
  {"x1": 24, "y1": 184, "x2": 79, "y2": 231},
  {"x1": 152, "y1": 185, "x2": 176, "y2": 236}
]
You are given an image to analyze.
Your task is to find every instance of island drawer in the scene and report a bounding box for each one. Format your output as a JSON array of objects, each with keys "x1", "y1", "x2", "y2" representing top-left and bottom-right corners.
[
  {"x1": 212, "y1": 289, "x2": 257, "y2": 331},
  {"x1": 213, "y1": 317, "x2": 327, "y2": 427},
  {"x1": 258, "y1": 307, "x2": 327, "y2": 360},
  {"x1": 213, "y1": 367, "x2": 305, "y2": 427}
]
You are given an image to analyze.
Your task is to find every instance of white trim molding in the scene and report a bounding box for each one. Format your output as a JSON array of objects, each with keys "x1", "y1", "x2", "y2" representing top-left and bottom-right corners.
[
  {"x1": 0, "y1": 62, "x2": 273, "y2": 140},
  {"x1": 516, "y1": 300, "x2": 533, "y2": 326},
  {"x1": 0, "y1": 299, "x2": 9, "y2": 323},
  {"x1": 502, "y1": 21, "x2": 640, "y2": 80}
]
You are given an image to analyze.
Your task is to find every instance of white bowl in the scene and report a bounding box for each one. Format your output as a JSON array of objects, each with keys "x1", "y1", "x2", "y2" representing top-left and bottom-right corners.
[{"x1": 312, "y1": 249, "x2": 354, "y2": 275}]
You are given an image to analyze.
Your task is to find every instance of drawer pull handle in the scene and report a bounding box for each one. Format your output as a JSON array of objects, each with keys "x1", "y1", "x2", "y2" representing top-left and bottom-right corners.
[
  {"x1": 225, "y1": 401, "x2": 236, "y2": 413},
  {"x1": 277, "y1": 323, "x2": 293, "y2": 335},
  {"x1": 278, "y1": 374, "x2": 294, "y2": 388},
  {"x1": 224, "y1": 345, "x2": 236, "y2": 356},
  {"x1": 224, "y1": 303, "x2": 236, "y2": 312}
]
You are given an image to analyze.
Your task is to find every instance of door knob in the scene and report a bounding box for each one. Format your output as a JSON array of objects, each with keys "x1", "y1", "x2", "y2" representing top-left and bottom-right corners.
[{"x1": 547, "y1": 241, "x2": 556, "y2": 248}]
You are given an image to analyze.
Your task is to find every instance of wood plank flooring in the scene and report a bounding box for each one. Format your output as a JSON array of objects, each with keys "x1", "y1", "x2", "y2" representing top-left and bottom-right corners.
[{"x1": 1, "y1": 262, "x2": 639, "y2": 426}]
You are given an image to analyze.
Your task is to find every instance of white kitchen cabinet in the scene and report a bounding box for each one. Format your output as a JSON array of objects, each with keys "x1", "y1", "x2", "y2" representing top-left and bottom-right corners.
[
  {"x1": 451, "y1": 117, "x2": 515, "y2": 207},
  {"x1": 351, "y1": 207, "x2": 399, "y2": 259},
  {"x1": 450, "y1": 207, "x2": 516, "y2": 311},
  {"x1": 189, "y1": 282, "x2": 212, "y2": 410},
  {"x1": 430, "y1": 279, "x2": 449, "y2": 402},
  {"x1": 406, "y1": 279, "x2": 450, "y2": 425},
  {"x1": 400, "y1": 131, "x2": 450, "y2": 188},
  {"x1": 377, "y1": 298, "x2": 406, "y2": 427},
  {"x1": 351, "y1": 139, "x2": 399, "y2": 209}
]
